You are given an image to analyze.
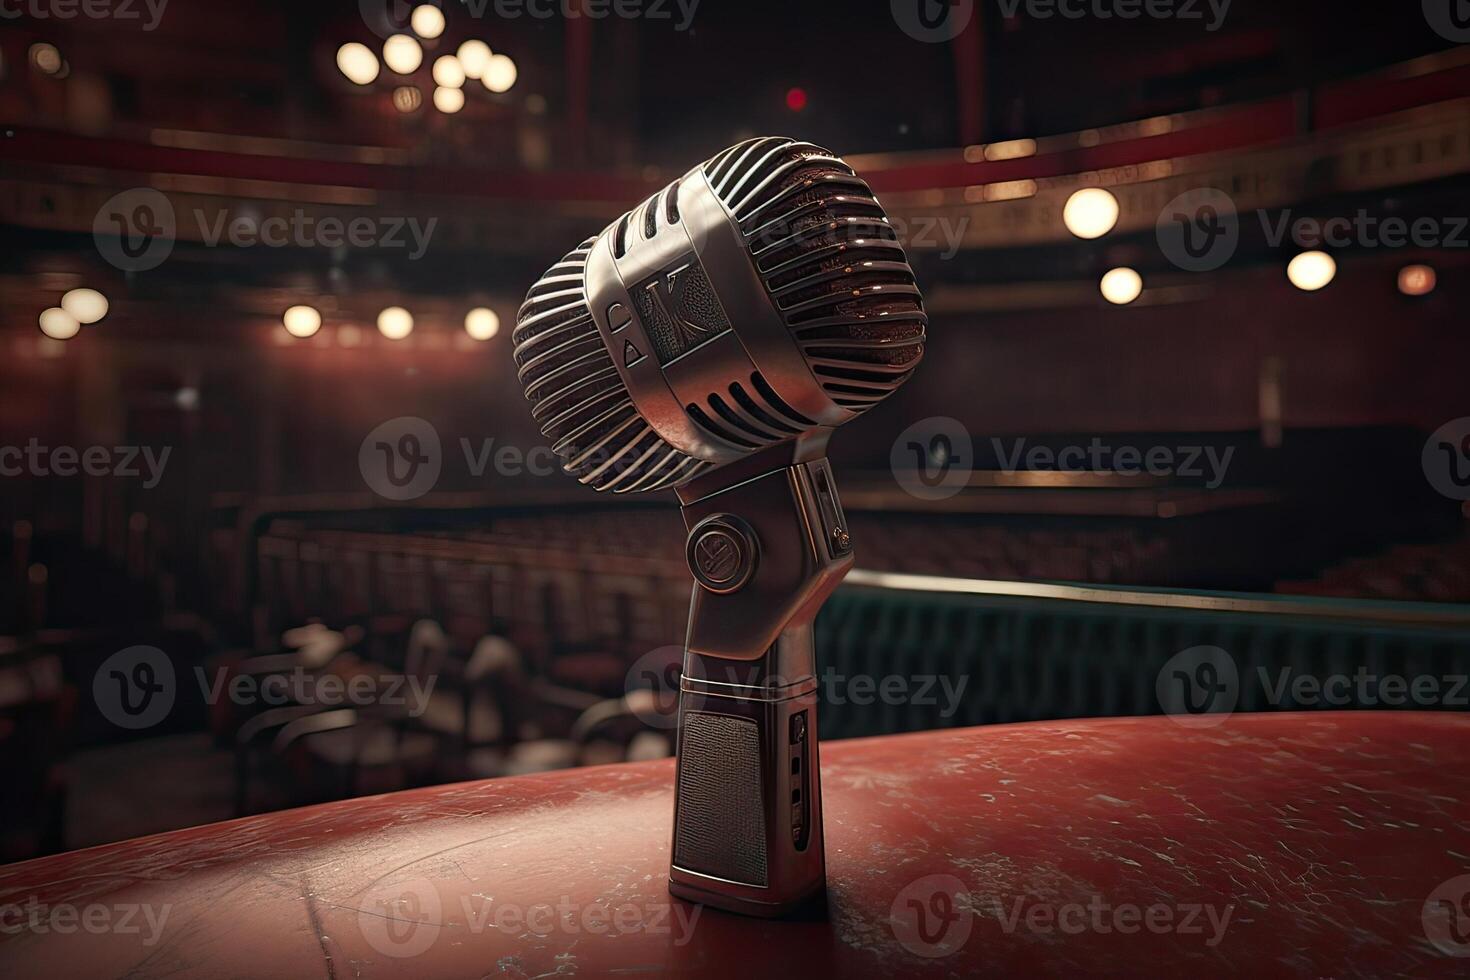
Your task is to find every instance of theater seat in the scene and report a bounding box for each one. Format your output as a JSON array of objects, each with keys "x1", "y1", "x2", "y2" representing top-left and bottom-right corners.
[
  {"x1": 463, "y1": 689, "x2": 669, "y2": 778},
  {"x1": 274, "y1": 707, "x2": 439, "y2": 802},
  {"x1": 413, "y1": 690, "x2": 502, "y2": 745}
]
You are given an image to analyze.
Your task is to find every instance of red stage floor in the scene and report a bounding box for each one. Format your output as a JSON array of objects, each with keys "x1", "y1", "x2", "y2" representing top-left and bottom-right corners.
[{"x1": 1, "y1": 712, "x2": 1466, "y2": 977}]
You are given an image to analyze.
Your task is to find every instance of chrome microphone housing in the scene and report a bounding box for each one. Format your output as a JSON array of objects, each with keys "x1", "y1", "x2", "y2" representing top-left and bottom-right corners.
[{"x1": 513, "y1": 136, "x2": 925, "y2": 492}]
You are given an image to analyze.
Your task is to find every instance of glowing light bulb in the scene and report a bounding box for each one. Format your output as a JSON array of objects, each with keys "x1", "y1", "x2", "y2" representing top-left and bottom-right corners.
[
  {"x1": 383, "y1": 34, "x2": 423, "y2": 75},
  {"x1": 410, "y1": 5, "x2": 445, "y2": 39},
  {"x1": 283, "y1": 305, "x2": 322, "y2": 338},
  {"x1": 433, "y1": 86, "x2": 464, "y2": 113},
  {"x1": 1099, "y1": 267, "x2": 1142, "y2": 305},
  {"x1": 482, "y1": 53, "x2": 517, "y2": 93},
  {"x1": 392, "y1": 86, "x2": 423, "y2": 112},
  {"x1": 1063, "y1": 187, "x2": 1119, "y2": 239},
  {"x1": 377, "y1": 306, "x2": 414, "y2": 340},
  {"x1": 465, "y1": 307, "x2": 499, "y2": 340},
  {"x1": 457, "y1": 40, "x2": 491, "y2": 79},
  {"x1": 61, "y1": 287, "x2": 108, "y2": 323},
  {"x1": 336, "y1": 42, "x2": 380, "y2": 85},
  {"x1": 1287, "y1": 251, "x2": 1335, "y2": 291},
  {"x1": 432, "y1": 55, "x2": 464, "y2": 88},
  {"x1": 39, "y1": 307, "x2": 80, "y2": 340},
  {"x1": 30, "y1": 43, "x2": 63, "y2": 76},
  {"x1": 1397, "y1": 264, "x2": 1436, "y2": 296}
]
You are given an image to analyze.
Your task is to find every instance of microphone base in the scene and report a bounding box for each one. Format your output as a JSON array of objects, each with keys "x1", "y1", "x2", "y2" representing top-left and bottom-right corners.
[
  {"x1": 669, "y1": 643, "x2": 826, "y2": 920},
  {"x1": 668, "y1": 872, "x2": 826, "y2": 919}
]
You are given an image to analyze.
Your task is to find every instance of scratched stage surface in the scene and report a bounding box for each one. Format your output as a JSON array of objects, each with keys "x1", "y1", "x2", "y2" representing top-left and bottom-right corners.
[{"x1": 0, "y1": 712, "x2": 1466, "y2": 978}]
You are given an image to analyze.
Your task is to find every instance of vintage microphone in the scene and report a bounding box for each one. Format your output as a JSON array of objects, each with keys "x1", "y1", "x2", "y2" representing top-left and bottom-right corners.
[{"x1": 513, "y1": 137, "x2": 926, "y2": 917}]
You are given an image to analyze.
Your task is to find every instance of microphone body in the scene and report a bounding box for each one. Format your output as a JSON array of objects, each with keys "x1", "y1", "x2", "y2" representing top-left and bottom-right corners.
[
  {"x1": 668, "y1": 438, "x2": 849, "y2": 916},
  {"x1": 514, "y1": 138, "x2": 925, "y2": 917}
]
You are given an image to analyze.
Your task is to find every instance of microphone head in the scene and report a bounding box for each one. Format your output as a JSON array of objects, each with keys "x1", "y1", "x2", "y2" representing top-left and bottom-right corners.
[{"x1": 513, "y1": 136, "x2": 926, "y2": 492}]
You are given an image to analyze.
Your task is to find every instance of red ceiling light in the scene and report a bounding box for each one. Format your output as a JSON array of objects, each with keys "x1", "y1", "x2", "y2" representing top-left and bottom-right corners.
[{"x1": 785, "y1": 87, "x2": 807, "y2": 112}]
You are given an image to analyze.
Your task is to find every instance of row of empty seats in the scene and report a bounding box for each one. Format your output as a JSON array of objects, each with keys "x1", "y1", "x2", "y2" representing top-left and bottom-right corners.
[
  {"x1": 219, "y1": 619, "x2": 674, "y2": 816},
  {"x1": 1278, "y1": 534, "x2": 1470, "y2": 603},
  {"x1": 254, "y1": 518, "x2": 691, "y2": 698},
  {"x1": 816, "y1": 583, "x2": 1470, "y2": 738}
]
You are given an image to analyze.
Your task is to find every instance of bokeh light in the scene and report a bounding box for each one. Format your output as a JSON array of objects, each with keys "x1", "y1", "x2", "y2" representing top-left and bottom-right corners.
[
  {"x1": 482, "y1": 54, "x2": 517, "y2": 93},
  {"x1": 465, "y1": 307, "x2": 500, "y2": 340},
  {"x1": 377, "y1": 306, "x2": 414, "y2": 339},
  {"x1": 39, "y1": 307, "x2": 80, "y2": 340},
  {"x1": 60, "y1": 288, "x2": 108, "y2": 324},
  {"x1": 410, "y1": 5, "x2": 445, "y2": 39},
  {"x1": 29, "y1": 43, "x2": 63, "y2": 76},
  {"x1": 1287, "y1": 251, "x2": 1336, "y2": 291},
  {"x1": 1099, "y1": 267, "x2": 1143, "y2": 305},
  {"x1": 1397, "y1": 263, "x2": 1436, "y2": 296},
  {"x1": 1063, "y1": 187, "x2": 1119, "y2": 239},
  {"x1": 433, "y1": 86, "x2": 464, "y2": 113},
  {"x1": 336, "y1": 42, "x2": 380, "y2": 85},
  {"x1": 393, "y1": 86, "x2": 423, "y2": 113},
  {"x1": 383, "y1": 34, "x2": 423, "y2": 75},
  {"x1": 457, "y1": 40, "x2": 491, "y2": 79},
  {"x1": 283, "y1": 305, "x2": 322, "y2": 338},
  {"x1": 432, "y1": 55, "x2": 464, "y2": 88}
]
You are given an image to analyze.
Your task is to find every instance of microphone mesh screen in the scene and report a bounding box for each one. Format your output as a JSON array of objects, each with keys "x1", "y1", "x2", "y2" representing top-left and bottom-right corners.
[
  {"x1": 703, "y1": 137, "x2": 926, "y2": 411},
  {"x1": 673, "y1": 711, "x2": 769, "y2": 887},
  {"x1": 514, "y1": 138, "x2": 926, "y2": 492},
  {"x1": 513, "y1": 238, "x2": 709, "y2": 492}
]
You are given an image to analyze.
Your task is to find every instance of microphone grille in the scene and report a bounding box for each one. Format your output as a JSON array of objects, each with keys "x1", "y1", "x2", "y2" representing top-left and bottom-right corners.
[
  {"x1": 703, "y1": 137, "x2": 926, "y2": 412},
  {"x1": 513, "y1": 238, "x2": 710, "y2": 492}
]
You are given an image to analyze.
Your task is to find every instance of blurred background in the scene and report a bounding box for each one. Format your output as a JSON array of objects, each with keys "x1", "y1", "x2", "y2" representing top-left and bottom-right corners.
[{"x1": 1, "y1": 0, "x2": 1469, "y2": 861}]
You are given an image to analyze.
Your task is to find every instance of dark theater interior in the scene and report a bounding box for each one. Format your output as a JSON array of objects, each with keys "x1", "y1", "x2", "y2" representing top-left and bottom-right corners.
[{"x1": 1, "y1": 0, "x2": 1470, "y2": 976}]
